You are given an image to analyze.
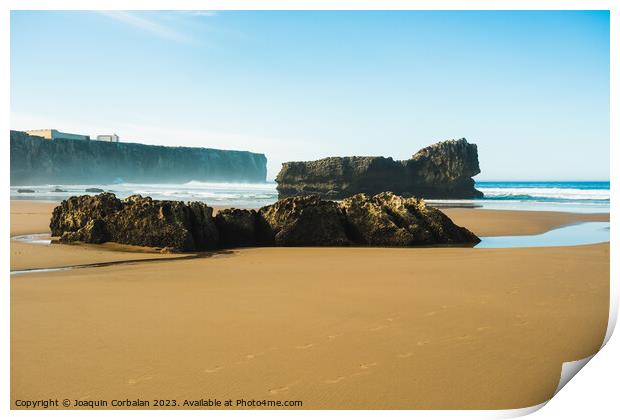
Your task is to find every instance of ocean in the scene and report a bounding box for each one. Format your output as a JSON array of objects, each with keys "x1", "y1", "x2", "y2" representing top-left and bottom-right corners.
[
  {"x1": 472, "y1": 181, "x2": 610, "y2": 213},
  {"x1": 10, "y1": 180, "x2": 610, "y2": 213}
]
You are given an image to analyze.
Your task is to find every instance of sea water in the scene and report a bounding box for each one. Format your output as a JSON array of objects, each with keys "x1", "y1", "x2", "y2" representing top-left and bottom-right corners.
[
  {"x1": 471, "y1": 181, "x2": 609, "y2": 213},
  {"x1": 476, "y1": 222, "x2": 610, "y2": 248},
  {"x1": 426, "y1": 181, "x2": 609, "y2": 213},
  {"x1": 10, "y1": 180, "x2": 610, "y2": 213},
  {"x1": 10, "y1": 181, "x2": 279, "y2": 208}
]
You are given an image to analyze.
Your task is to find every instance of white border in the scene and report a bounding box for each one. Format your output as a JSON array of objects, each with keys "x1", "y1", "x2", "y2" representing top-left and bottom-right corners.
[{"x1": 3, "y1": 1, "x2": 616, "y2": 419}]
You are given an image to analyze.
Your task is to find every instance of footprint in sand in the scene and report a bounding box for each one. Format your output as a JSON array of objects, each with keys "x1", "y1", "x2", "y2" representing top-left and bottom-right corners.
[
  {"x1": 127, "y1": 375, "x2": 153, "y2": 385},
  {"x1": 268, "y1": 386, "x2": 289, "y2": 395},
  {"x1": 324, "y1": 376, "x2": 346, "y2": 384},
  {"x1": 417, "y1": 340, "x2": 430, "y2": 346},
  {"x1": 455, "y1": 334, "x2": 472, "y2": 341},
  {"x1": 240, "y1": 352, "x2": 264, "y2": 362},
  {"x1": 359, "y1": 362, "x2": 377, "y2": 370},
  {"x1": 397, "y1": 352, "x2": 414, "y2": 358},
  {"x1": 425, "y1": 306, "x2": 449, "y2": 317},
  {"x1": 295, "y1": 343, "x2": 314, "y2": 349},
  {"x1": 204, "y1": 366, "x2": 223, "y2": 374}
]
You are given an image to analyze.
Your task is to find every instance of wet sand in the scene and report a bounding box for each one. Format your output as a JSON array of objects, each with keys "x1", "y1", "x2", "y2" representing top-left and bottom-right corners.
[
  {"x1": 442, "y1": 207, "x2": 609, "y2": 237},
  {"x1": 10, "y1": 200, "x2": 610, "y2": 409}
]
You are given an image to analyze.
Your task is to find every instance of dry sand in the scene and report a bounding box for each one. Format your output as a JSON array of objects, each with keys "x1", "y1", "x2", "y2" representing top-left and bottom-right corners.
[
  {"x1": 10, "y1": 200, "x2": 610, "y2": 409},
  {"x1": 10, "y1": 200, "x2": 57, "y2": 236}
]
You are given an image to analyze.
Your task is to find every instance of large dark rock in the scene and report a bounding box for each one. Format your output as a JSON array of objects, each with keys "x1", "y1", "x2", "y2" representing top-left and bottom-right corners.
[
  {"x1": 50, "y1": 193, "x2": 218, "y2": 251},
  {"x1": 340, "y1": 192, "x2": 480, "y2": 246},
  {"x1": 214, "y1": 209, "x2": 259, "y2": 248},
  {"x1": 258, "y1": 195, "x2": 351, "y2": 246},
  {"x1": 50, "y1": 193, "x2": 122, "y2": 236},
  {"x1": 51, "y1": 192, "x2": 480, "y2": 250},
  {"x1": 275, "y1": 138, "x2": 483, "y2": 199},
  {"x1": 10, "y1": 130, "x2": 267, "y2": 185},
  {"x1": 60, "y1": 219, "x2": 108, "y2": 244}
]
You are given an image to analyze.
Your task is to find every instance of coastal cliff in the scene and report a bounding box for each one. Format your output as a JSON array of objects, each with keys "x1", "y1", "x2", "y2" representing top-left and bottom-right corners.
[
  {"x1": 275, "y1": 138, "x2": 483, "y2": 199},
  {"x1": 10, "y1": 130, "x2": 267, "y2": 185}
]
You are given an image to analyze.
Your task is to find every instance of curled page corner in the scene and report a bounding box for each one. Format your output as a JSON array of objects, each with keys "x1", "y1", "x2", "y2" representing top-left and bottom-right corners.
[
  {"x1": 492, "y1": 352, "x2": 602, "y2": 418},
  {"x1": 493, "y1": 401, "x2": 547, "y2": 418},
  {"x1": 554, "y1": 355, "x2": 595, "y2": 396},
  {"x1": 602, "y1": 298, "x2": 618, "y2": 347}
]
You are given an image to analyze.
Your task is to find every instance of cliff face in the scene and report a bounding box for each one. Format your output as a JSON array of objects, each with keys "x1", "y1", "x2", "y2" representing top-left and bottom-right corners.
[
  {"x1": 10, "y1": 130, "x2": 267, "y2": 185},
  {"x1": 276, "y1": 138, "x2": 483, "y2": 199}
]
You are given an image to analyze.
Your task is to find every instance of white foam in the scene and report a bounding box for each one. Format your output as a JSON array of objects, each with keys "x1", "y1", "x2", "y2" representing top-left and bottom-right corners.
[{"x1": 478, "y1": 187, "x2": 610, "y2": 200}]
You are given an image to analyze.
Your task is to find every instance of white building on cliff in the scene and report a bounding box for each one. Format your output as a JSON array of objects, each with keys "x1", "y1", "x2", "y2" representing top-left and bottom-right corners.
[
  {"x1": 26, "y1": 129, "x2": 90, "y2": 141},
  {"x1": 96, "y1": 134, "x2": 120, "y2": 142}
]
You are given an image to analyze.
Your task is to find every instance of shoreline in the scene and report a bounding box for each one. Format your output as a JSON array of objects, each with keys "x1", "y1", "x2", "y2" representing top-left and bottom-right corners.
[
  {"x1": 10, "y1": 199, "x2": 610, "y2": 236},
  {"x1": 10, "y1": 200, "x2": 610, "y2": 272},
  {"x1": 10, "y1": 200, "x2": 610, "y2": 409}
]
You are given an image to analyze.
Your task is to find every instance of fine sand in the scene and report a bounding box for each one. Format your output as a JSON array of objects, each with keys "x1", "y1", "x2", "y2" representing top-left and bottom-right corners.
[{"x1": 10, "y1": 200, "x2": 610, "y2": 409}]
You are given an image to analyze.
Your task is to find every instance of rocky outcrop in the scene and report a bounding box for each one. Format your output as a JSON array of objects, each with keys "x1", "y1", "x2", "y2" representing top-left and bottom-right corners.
[
  {"x1": 214, "y1": 209, "x2": 259, "y2": 248},
  {"x1": 51, "y1": 192, "x2": 480, "y2": 250},
  {"x1": 60, "y1": 219, "x2": 108, "y2": 244},
  {"x1": 341, "y1": 192, "x2": 480, "y2": 246},
  {"x1": 50, "y1": 193, "x2": 218, "y2": 251},
  {"x1": 10, "y1": 130, "x2": 267, "y2": 185},
  {"x1": 257, "y1": 196, "x2": 351, "y2": 246},
  {"x1": 275, "y1": 138, "x2": 483, "y2": 199}
]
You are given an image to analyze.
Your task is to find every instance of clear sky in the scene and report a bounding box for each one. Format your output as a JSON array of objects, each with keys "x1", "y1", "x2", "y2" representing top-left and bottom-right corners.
[{"x1": 11, "y1": 10, "x2": 609, "y2": 181}]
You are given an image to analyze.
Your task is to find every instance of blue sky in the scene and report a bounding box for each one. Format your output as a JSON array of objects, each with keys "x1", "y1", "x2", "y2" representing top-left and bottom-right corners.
[{"x1": 11, "y1": 10, "x2": 609, "y2": 180}]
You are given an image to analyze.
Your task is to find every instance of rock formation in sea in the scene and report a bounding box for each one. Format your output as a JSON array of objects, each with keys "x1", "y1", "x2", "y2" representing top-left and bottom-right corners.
[
  {"x1": 10, "y1": 130, "x2": 268, "y2": 185},
  {"x1": 275, "y1": 138, "x2": 483, "y2": 199},
  {"x1": 214, "y1": 209, "x2": 260, "y2": 248},
  {"x1": 340, "y1": 192, "x2": 480, "y2": 246},
  {"x1": 51, "y1": 192, "x2": 480, "y2": 251},
  {"x1": 258, "y1": 195, "x2": 352, "y2": 246},
  {"x1": 50, "y1": 193, "x2": 219, "y2": 251}
]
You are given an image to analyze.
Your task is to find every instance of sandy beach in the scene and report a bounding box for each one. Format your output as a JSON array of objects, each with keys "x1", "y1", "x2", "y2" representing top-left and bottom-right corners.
[{"x1": 10, "y1": 200, "x2": 610, "y2": 409}]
